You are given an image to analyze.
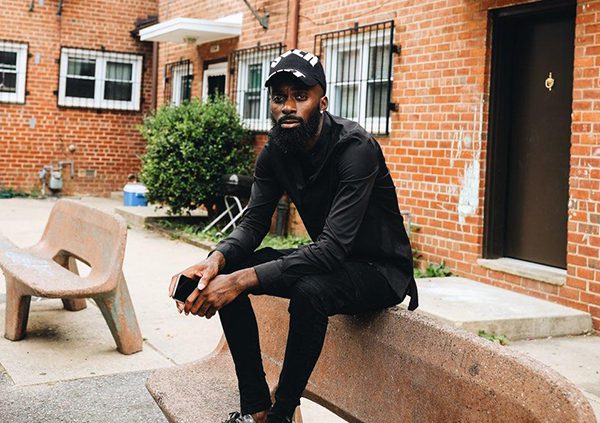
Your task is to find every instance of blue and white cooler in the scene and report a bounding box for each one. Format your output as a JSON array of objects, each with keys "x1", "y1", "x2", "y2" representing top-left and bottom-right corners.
[{"x1": 123, "y1": 183, "x2": 148, "y2": 207}]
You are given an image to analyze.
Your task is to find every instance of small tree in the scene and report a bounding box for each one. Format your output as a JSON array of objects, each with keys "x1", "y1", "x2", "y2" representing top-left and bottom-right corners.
[{"x1": 140, "y1": 96, "x2": 254, "y2": 215}]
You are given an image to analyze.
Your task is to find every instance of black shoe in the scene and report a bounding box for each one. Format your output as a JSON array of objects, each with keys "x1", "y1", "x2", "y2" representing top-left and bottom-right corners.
[
  {"x1": 222, "y1": 412, "x2": 257, "y2": 423},
  {"x1": 265, "y1": 413, "x2": 292, "y2": 423}
]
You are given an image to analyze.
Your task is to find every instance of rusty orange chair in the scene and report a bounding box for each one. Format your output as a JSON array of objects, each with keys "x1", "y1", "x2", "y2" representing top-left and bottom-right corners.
[{"x1": 0, "y1": 199, "x2": 142, "y2": 354}]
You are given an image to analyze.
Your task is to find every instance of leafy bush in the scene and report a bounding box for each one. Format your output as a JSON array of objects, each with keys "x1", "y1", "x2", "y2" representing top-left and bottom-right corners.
[
  {"x1": 140, "y1": 96, "x2": 254, "y2": 215},
  {"x1": 153, "y1": 220, "x2": 311, "y2": 250},
  {"x1": 414, "y1": 260, "x2": 452, "y2": 278},
  {"x1": 0, "y1": 188, "x2": 30, "y2": 199}
]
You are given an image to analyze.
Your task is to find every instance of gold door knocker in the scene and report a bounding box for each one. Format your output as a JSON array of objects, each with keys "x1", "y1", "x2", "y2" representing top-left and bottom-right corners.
[{"x1": 545, "y1": 72, "x2": 555, "y2": 91}]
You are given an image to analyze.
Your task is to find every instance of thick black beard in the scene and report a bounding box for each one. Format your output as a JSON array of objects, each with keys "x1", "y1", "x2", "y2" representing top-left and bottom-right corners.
[{"x1": 268, "y1": 106, "x2": 322, "y2": 155}]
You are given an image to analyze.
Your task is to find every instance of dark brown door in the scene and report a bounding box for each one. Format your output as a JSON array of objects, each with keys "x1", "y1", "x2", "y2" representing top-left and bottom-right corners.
[{"x1": 485, "y1": 1, "x2": 575, "y2": 269}]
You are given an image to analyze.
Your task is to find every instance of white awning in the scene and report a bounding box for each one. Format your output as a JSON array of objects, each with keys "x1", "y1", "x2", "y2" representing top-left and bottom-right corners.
[{"x1": 139, "y1": 15, "x2": 242, "y2": 45}]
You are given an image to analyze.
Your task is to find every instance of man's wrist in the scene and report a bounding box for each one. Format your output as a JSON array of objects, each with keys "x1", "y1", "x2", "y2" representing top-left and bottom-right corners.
[
  {"x1": 209, "y1": 250, "x2": 226, "y2": 272},
  {"x1": 235, "y1": 267, "x2": 259, "y2": 292}
]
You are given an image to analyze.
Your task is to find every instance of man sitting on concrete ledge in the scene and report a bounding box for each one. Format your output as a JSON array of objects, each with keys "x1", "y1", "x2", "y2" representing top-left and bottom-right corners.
[{"x1": 169, "y1": 49, "x2": 418, "y2": 423}]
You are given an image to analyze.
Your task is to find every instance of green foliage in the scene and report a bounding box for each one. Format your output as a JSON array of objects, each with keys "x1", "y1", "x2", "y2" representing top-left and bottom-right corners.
[
  {"x1": 259, "y1": 233, "x2": 311, "y2": 249},
  {"x1": 29, "y1": 187, "x2": 42, "y2": 198},
  {"x1": 154, "y1": 221, "x2": 311, "y2": 250},
  {"x1": 0, "y1": 188, "x2": 30, "y2": 199},
  {"x1": 478, "y1": 330, "x2": 509, "y2": 346},
  {"x1": 139, "y1": 96, "x2": 254, "y2": 215},
  {"x1": 414, "y1": 260, "x2": 452, "y2": 278},
  {"x1": 158, "y1": 220, "x2": 452, "y2": 277},
  {"x1": 412, "y1": 247, "x2": 423, "y2": 262}
]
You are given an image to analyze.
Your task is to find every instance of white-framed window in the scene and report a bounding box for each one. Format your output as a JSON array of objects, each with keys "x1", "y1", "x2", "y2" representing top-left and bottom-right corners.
[
  {"x1": 316, "y1": 21, "x2": 394, "y2": 134},
  {"x1": 237, "y1": 59, "x2": 269, "y2": 130},
  {"x1": 58, "y1": 48, "x2": 143, "y2": 110},
  {"x1": 231, "y1": 43, "x2": 283, "y2": 132},
  {"x1": 166, "y1": 60, "x2": 193, "y2": 106},
  {"x1": 0, "y1": 41, "x2": 28, "y2": 104}
]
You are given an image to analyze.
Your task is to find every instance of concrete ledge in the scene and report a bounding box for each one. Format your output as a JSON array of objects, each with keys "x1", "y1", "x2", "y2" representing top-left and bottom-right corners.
[
  {"x1": 416, "y1": 277, "x2": 592, "y2": 340},
  {"x1": 147, "y1": 351, "x2": 238, "y2": 422},
  {"x1": 109, "y1": 191, "x2": 124, "y2": 201},
  {"x1": 147, "y1": 296, "x2": 597, "y2": 423},
  {"x1": 114, "y1": 205, "x2": 208, "y2": 228},
  {"x1": 477, "y1": 257, "x2": 566, "y2": 286},
  {"x1": 145, "y1": 222, "x2": 217, "y2": 251},
  {"x1": 0, "y1": 234, "x2": 18, "y2": 252}
]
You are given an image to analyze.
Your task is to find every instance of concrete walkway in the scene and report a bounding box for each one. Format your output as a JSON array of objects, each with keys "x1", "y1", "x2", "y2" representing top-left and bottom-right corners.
[
  {"x1": 0, "y1": 197, "x2": 598, "y2": 421},
  {"x1": 0, "y1": 197, "x2": 342, "y2": 422}
]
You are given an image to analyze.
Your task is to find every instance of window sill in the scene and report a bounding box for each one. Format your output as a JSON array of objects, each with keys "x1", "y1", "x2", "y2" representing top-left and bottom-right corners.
[
  {"x1": 58, "y1": 100, "x2": 140, "y2": 111},
  {"x1": 0, "y1": 96, "x2": 25, "y2": 104},
  {"x1": 477, "y1": 257, "x2": 566, "y2": 286}
]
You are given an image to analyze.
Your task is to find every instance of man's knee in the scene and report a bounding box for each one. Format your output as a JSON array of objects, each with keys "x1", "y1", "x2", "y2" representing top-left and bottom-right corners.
[{"x1": 287, "y1": 277, "x2": 333, "y2": 318}]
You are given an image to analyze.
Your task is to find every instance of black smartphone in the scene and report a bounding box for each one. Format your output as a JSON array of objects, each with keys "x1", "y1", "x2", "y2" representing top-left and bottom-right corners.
[{"x1": 172, "y1": 274, "x2": 199, "y2": 303}]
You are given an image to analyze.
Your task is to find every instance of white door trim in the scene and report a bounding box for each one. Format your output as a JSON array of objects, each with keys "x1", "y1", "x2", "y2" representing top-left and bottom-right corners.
[{"x1": 202, "y1": 61, "x2": 228, "y2": 100}]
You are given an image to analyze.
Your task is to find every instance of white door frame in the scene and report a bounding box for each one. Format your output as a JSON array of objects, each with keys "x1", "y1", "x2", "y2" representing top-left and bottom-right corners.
[{"x1": 202, "y1": 61, "x2": 228, "y2": 100}]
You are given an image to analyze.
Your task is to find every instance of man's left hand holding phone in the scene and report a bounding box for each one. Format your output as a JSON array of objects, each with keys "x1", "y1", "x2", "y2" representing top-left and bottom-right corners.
[{"x1": 169, "y1": 251, "x2": 225, "y2": 316}]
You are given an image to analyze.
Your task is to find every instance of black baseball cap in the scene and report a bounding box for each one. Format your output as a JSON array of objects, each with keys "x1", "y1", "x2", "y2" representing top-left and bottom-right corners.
[{"x1": 265, "y1": 49, "x2": 327, "y2": 93}]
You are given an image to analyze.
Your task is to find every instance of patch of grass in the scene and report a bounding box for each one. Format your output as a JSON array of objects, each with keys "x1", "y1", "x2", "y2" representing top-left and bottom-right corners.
[
  {"x1": 155, "y1": 221, "x2": 450, "y2": 278},
  {"x1": 478, "y1": 330, "x2": 509, "y2": 346},
  {"x1": 414, "y1": 260, "x2": 452, "y2": 278},
  {"x1": 259, "y1": 233, "x2": 311, "y2": 249},
  {"x1": 0, "y1": 188, "x2": 30, "y2": 199},
  {"x1": 154, "y1": 221, "x2": 311, "y2": 249},
  {"x1": 412, "y1": 248, "x2": 423, "y2": 262}
]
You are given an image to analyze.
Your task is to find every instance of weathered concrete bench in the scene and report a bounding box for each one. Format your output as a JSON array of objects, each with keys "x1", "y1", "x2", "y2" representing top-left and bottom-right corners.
[
  {"x1": 0, "y1": 199, "x2": 142, "y2": 355},
  {"x1": 146, "y1": 296, "x2": 595, "y2": 422}
]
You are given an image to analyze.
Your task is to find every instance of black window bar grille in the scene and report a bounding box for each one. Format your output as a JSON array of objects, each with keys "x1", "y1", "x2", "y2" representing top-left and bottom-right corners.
[
  {"x1": 229, "y1": 43, "x2": 283, "y2": 132},
  {"x1": 314, "y1": 20, "x2": 395, "y2": 135},
  {"x1": 58, "y1": 47, "x2": 143, "y2": 111},
  {"x1": 164, "y1": 59, "x2": 193, "y2": 106}
]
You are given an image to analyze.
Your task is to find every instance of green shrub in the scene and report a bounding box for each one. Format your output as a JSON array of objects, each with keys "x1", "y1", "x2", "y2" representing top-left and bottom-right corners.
[
  {"x1": 414, "y1": 260, "x2": 452, "y2": 278},
  {"x1": 153, "y1": 221, "x2": 311, "y2": 250},
  {"x1": 139, "y1": 96, "x2": 254, "y2": 215},
  {"x1": 0, "y1": 188, "x2": 30, "y2": 199},
  {"x1": 478, "y1": 330, "x2": 509, "y2": 346}
]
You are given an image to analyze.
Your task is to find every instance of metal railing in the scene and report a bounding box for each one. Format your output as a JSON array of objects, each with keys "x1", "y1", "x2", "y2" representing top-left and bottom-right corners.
[
  {"x1": 229, "y1": 43, "x2": 284, "y2": 132},
  {"x1": 164, "y1": 59, "x2": 192, "y2": 105},
  {"x1": 315, "y1": 20, "x2": 395, "y2": 135}
]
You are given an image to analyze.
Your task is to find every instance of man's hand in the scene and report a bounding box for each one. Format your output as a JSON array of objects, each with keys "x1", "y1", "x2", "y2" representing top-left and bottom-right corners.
[
  {"x1": 169, "y1": 251, "x2": 226, "y2": 313},
  {"x1": 184, "y1": 268, "x2": 259, "y2": 319}
]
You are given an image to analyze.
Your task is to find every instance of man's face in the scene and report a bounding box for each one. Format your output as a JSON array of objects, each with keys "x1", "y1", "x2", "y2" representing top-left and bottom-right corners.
[{"x1": 268, "y1": 75, "x2": 326, "y2": 155}]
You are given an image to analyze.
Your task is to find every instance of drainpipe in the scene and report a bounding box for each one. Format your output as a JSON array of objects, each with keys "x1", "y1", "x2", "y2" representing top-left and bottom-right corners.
[
  {"x1": 151, "y1": 41, "x2": 158, "y2": 111},
  {"x1": 276, "y1": 0, "x2": 299, "y2": 236},
  {"x1": 286, "y1": 0, "x2": 299, "y2": 49},
  {"x1": 276, "y1": 198, "x2": 289, "y2": 236}
]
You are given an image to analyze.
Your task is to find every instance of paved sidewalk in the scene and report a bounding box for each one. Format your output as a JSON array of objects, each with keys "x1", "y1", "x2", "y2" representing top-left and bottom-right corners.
[
  {"x1": 0, "y1": 197, "x2": 342, "y2": 422},
  {"x1": 510, "y1": 333, "x2": 600, "y2": 417},
  {"x1": 0, "y1": 197, "x2": 598, "y2": 421}
]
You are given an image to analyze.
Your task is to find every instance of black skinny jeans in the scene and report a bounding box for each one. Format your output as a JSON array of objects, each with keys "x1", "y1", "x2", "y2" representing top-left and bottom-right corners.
[{"x1": 218, "y1": 247, "x2": 402, "y2": 419}]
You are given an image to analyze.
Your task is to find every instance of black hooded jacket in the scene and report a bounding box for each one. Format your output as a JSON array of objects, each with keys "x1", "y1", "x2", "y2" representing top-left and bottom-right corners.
[{"x1": 214, "y1": 112, "x2": 418, "y2": 310}]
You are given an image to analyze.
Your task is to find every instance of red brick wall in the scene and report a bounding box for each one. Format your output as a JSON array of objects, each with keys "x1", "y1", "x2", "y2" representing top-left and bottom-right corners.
[
  {"x1": 0, "y1": 0, "x2": 157, "y2": 196},
  {"x1": 154, "y1": 0, "x2": 600, "y2": 329},
  {"x1": 155, "y1": 0, "x2": 290, "y2": 106},
  {"x1": 568, "y1": 0, "x2": 600, "y2": 327}
]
